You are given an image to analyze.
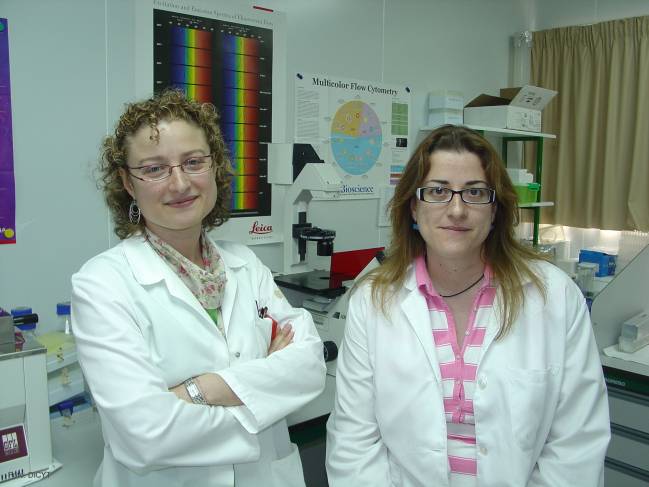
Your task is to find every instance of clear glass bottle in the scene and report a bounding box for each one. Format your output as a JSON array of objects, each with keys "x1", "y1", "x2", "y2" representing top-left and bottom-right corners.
[{"x1": 56, "y1": 301, "x2": 72, "y2": 334}]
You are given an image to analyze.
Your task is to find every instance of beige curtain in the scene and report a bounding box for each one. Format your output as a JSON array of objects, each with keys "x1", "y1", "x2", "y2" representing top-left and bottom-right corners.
[{"x1": 529, "y1": 16, "x2": 649, "y2": 231}]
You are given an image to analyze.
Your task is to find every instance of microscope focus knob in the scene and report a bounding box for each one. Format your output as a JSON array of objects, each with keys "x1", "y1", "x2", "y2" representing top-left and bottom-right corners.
[{"x1": 323, "y1": 341, "x2": 338, "y2": 362}]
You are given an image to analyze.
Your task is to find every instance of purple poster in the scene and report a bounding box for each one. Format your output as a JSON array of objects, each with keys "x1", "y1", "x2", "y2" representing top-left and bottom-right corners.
[{"x1": 0, "y1": 18, "x2": 15, "y2": 244}]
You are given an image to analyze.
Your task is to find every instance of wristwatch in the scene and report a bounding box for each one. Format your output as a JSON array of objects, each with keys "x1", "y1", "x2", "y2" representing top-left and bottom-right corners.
[{"x1": 184, "y1": 377, "x2": 208, "y2": 405}]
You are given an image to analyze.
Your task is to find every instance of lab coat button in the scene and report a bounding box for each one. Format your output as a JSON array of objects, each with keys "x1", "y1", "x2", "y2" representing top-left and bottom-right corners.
[
  {"x1": 479, "y1": 446, "x2": 488, "y2": 455},
  {"x1": 478, "y1": 375, "x2": 487, "y2": 389},
  {"x1": 234, "y1": 351, "x2": 241, "y2": 358}
]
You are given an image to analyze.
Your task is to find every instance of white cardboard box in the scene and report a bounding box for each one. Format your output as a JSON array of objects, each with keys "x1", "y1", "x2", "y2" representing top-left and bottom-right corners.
[
  {"x1": 464, "y1": 85, "x2": 557, "y2": 132},
  {"x1": 428, "y1": 90, "x2": 464, "y2": 110},
  {"x1": 428, "y1": 109, "x2": 463, "y2": 127}
]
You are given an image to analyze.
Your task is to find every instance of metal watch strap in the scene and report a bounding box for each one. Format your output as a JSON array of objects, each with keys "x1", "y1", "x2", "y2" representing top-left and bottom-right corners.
[{"x1": 184, "y1": 377, "x2": 208, "y2": 405}]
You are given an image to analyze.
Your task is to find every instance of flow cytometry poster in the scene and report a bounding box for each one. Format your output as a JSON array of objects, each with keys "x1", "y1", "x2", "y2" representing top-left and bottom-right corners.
[
  {"x1": 154, "y1": 8, "x2": 273, "y2": 218},
  {"x1": 0, "y1": 18, "x2": 15, "y2": 245},
  {"x1": 294, "y1": 73, "x2": 411, "y2": 197}
]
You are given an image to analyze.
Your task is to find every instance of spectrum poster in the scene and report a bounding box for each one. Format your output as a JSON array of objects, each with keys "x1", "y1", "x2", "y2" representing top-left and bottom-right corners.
[
  {"x1": 154, "y1": 8, "x2": 272, "y2": 218},
  {"x1": 137, "y1": 0, "x2": 287, "y2": 245},
  {"x1": 0, "y1": 18, "x2": 15, "y2": 245}
]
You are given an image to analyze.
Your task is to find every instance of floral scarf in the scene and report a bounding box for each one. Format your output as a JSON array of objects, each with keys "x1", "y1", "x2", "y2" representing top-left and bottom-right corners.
[{"x1": 145, "y1": 229, "x2": 227, "y2": 334}]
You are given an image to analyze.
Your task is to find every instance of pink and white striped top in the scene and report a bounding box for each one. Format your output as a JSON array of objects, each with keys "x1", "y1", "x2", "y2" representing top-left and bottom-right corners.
[{"x1": 414, "y1": 256, "x2": 497, "y2": 485}]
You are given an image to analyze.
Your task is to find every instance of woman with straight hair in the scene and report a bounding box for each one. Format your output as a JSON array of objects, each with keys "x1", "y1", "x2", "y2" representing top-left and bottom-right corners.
[{"x1": 326, "y1": 125, "x2": 609, "y2": 486}]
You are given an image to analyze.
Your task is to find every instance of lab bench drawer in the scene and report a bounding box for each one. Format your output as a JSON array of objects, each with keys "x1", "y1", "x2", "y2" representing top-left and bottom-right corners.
[
  {"x1": 609, "y1": 388, "x2": 649, "y2": 435},
  {"x1": 607, "y1": 423, "x2": 649, "y2": 473}
]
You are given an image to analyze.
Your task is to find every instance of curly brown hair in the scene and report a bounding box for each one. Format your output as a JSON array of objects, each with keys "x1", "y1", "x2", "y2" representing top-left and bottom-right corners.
[{"x1": 99, "y1": 89, "x2": 232, "y2": 239}]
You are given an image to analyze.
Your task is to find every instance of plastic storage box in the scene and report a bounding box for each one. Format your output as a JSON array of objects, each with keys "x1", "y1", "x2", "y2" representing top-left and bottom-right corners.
[
  {"x1": 36, "y1": 332, "x2": 85, "y2": 406},
  {"x1": 427, "y1": 90, "x2": 463, "y2": 127},
  {"x1": 515, "y1": 183, "x2": 540, "y2": 204},
  {"x1": 578, "y1": 249, "x2": 617, "y2": 277}
]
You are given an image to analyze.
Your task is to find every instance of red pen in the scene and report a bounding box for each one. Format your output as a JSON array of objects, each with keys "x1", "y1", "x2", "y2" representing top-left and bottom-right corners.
[
  {"x1": 270, "y1": 316, "x2": 278, "y2": 340},
  {"x1": 257, "y1": 302, "x2": 278, "y2": 340},
  {"x1": 264, "y1": 309, "x2": 278, "y2": 340}
]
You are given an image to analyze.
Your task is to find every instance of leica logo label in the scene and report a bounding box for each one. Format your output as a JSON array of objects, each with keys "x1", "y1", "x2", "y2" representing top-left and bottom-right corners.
[{"x1": 249, "y1": 221, "x2": 272, "y2": 235}]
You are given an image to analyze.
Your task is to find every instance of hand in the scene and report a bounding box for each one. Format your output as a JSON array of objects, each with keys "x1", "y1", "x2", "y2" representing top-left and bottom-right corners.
[
  {"x1": 169, "y1": 382, "x2": 191, "y2": 403},
  {"x1": 267, "y1": 323, "x2": 294, "y2": 355}
]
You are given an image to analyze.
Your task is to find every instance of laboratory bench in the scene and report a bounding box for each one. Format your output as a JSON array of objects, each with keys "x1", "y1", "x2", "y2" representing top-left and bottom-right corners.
[
  {"x1": 592, "y1": 242, "x2": 649, "y2": 486},
  {"x1": 603, "y1": 367, "x2": 649, "y2": 486}
]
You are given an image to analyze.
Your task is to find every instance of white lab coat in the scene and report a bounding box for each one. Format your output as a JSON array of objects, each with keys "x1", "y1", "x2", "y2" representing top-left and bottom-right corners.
[
  {"x1": 326, "y1": 260, "x2": 610, "y2": 487},
  {"x1": 71, "y1": 235, "x2": 326, "y2": 487}
]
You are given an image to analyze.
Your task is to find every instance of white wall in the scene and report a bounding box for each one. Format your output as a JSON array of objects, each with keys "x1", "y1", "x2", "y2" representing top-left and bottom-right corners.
[
  {"x1": 0, "y1": 0, "x2": 533, "y2": 331},
  {"x1": 260, "y1": 0, "x2": 534, "y2": 268},
  {"x1": 0, "y1": 0, "x2": 109, "y2": 332},
  {"x1": 532, "y1": 0, "x2": 649, "y2": 30}
]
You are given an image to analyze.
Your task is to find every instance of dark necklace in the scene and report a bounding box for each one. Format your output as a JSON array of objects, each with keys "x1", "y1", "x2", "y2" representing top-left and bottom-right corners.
[{"x1": 439, "y1": 274, "x2": 484, "y2": 298}]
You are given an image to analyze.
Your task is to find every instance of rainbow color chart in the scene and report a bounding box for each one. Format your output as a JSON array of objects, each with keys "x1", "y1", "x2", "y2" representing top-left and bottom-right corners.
[
  {"x1": 167, "y1": 25, "x2": 213, "y2": 102},
  {"x1": 154, "y1": 10, "x2": 273, "y2": 217}
]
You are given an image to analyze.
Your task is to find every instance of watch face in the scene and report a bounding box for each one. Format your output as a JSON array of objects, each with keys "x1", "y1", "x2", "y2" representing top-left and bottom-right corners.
[{"x1": 185, "y1": 379, "x2": 206, "y2": 404}]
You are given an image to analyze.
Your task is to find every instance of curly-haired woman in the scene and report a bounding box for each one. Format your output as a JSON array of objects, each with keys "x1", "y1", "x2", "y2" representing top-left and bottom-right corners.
[{"x1": 72, "y1": 90, "x2": 325, "y2": 487}]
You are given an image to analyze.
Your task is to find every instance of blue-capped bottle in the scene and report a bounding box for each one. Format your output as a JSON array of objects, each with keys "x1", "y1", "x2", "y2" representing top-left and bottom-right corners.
[{"x1": 56, "y1": 301, "x2": 72, "y2": 334}]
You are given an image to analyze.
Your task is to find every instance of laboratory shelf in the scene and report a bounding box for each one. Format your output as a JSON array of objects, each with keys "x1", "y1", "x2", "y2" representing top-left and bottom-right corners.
[
  {"x1": 418, "y1": 123, "x2": 556, "y2": 245},
  {"x1": 419, "y1": 124, "x2": 557, "y2": 139},
  {"x1": 518, "y1": 202, "x2": 555, "y2": 208},
  {"x1": 45, "y1": 348, "x2": 77, "y2": 373},
  {"x1": 499, "y1": 130, "x2": 554, "y2": 246},
  {"x1": 465, "y1": 124, "x2": 556, "y2": 139}
]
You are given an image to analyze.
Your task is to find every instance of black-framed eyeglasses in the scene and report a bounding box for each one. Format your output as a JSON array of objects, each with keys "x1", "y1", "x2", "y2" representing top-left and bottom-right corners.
[
  {"x1": 127, "y1": 154, "x2": 214, "y2": 182},
  {"x1": 416, "y1": 186, "x2": 496, "y2": 205}
]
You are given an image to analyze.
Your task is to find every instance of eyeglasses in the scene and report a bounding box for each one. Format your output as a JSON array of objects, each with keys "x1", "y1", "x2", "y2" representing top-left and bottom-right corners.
[
  {"x1": 127, "y1": 154, "x2": 214, "y2": 182},
  {"x1": 416, "y1": 186, "x2": 496, "y2": 205}
]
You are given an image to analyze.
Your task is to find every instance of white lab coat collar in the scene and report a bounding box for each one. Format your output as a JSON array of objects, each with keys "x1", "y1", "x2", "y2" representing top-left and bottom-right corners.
[
  {"x1": 400, "y1": 265, "x2": 442, "y2": 382},
  {"x1": 217, "y1": 243, "x2": 248, "y2": 335},
  {"x1": 121, "y1": 234, "x2": 249, "y2": 336}
]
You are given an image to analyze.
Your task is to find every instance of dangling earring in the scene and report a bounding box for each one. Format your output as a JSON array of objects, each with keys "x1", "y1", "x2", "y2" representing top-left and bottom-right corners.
[
  {"x1": 412, "y1": 222, "x2": 419, "y2": 230},
  {"x1": 129, "y1": 200, "x2": 141, "y2": 224}
]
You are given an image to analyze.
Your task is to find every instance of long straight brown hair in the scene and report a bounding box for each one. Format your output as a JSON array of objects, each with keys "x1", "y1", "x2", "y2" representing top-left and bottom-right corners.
[{"x1": 368, "y1": 125, "x2": 545, "y2": 338}]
